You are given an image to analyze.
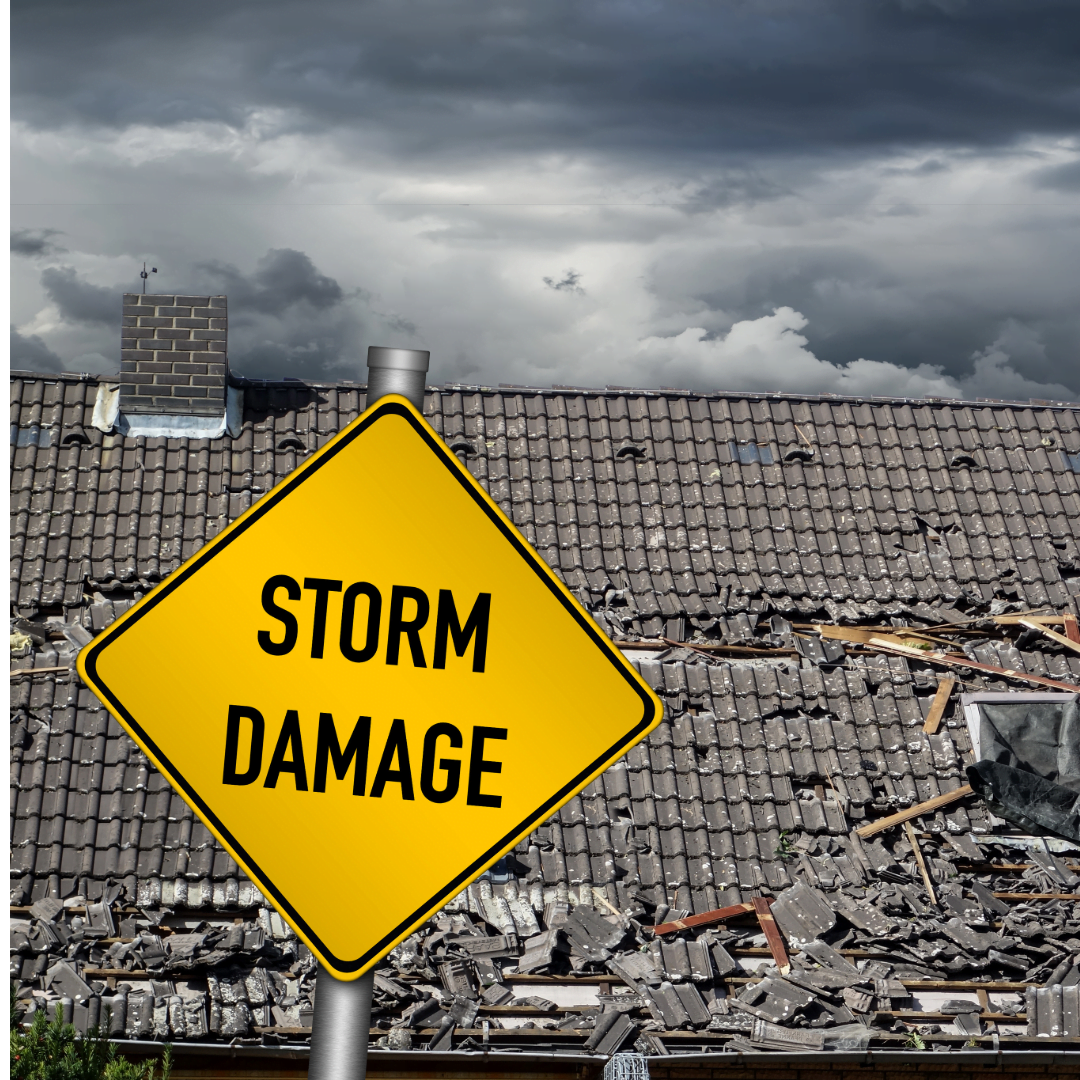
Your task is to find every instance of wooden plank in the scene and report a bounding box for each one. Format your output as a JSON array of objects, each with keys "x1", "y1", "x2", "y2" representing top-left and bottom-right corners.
[
  {"x1": 993, "y1": 614, "x2": 1065, "y2": 626},
  {"x1": 869, "y1": 636, "x2": 963, "y2": 659},
  {"x1": 652, "y1": 901, "x2": 757, "y2": 935},
  {"x1": 1065, "y1": 613, "x2": 1080, "y2": 644},
  {"x1": 612, "y1": 639, "x2": 798, "y2": 657},
  {"x1": 503, "y1": 974, "x2": 618, "y2": 983},
  {"x1": 752, "y1": 896, "x2": 790, "y2": 975},
  {"x1": 922, "y1": 677, "x2": 956, "y2": 735},
  {"x1": 10, "y1": 666, "x2": 74, "y2": 678},
  {"x1": 952, "y1": 863, "x2": 1080, "y2": 872},
  {"x1": 904, "y1": 819, "x2": 938, "y2": 906},
  {"x1": 884, "y1": 1011, "x2": 1023, "y2": 1023},
  {"x1": 662, "y1": 636, "x2": 727, "y2": 660},
  {"x1": 992, "y1": 892, "x2": 1080, "y2": 900},
  {"x1": 725, "y1": 977, "x2": 1034, "y2": 990},
  {"x1": 816, "y1": 625, "x2": 956, "y2": 653},
  {"x1": 1018, "y1": 619, "x2": 1080, "y2": 657},
  {"x1": 855, "y1": 784, "x2": 973, "y2": 838},
  {"x1": 855, "y1": 641, "x2": 1080, "y2": 693}
]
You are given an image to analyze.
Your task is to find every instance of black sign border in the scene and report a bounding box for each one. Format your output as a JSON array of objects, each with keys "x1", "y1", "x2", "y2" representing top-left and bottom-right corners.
[{"x1": 81, "y1": 399, "x2": 659, "y2": 974}]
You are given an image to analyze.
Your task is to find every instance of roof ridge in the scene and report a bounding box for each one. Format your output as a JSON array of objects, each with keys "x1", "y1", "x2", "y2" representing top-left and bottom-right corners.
[{"x1": 9, "y1": 368, "x2": 1080, "y2": 410}]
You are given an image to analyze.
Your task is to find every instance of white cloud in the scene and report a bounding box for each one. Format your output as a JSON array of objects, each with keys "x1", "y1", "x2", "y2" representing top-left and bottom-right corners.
[
  {"x1": 618, "y1": 307, "x2": 1075, "y2": 401},
  {"x1": 626, "y1": 308, "x2": 957, "y2": 395}
]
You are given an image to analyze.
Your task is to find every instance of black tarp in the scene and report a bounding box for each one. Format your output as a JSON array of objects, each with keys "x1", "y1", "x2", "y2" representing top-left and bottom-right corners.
[{"x1": 967, "y1": 697, "x2": 1080, "y2": 842}]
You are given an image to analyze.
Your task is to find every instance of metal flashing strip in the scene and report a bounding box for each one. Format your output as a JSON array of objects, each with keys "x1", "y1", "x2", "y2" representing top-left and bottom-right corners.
[
  {"x1": 113, "y1": 386, "x2": 244, "y2": 439},
  {"x1": 118, "y1": 411, "x2": 226, "y2": 439}
]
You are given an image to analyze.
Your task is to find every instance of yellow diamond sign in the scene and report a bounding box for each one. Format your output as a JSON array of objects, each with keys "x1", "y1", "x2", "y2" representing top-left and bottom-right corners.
[{"x1": 78, "y1": 395, "x2": 661, "y2": 978}]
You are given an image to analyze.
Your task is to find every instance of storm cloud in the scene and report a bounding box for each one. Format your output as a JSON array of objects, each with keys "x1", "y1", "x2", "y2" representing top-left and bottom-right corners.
[
  {"x1": 11, "y1": 327, "x2": 64, "y2": 373},
  {"x1": 193, "y1": 249, "x2": 368, "y2": 381},
  {"x1": 11, "y1": 228, "x2": 65, "y2": 258},
  {"x1": 13, "y1": 1, "x2": 1080, "y2": 155},
  {"x1": 10, "y1": 0, "x2": 1080, "y2": 397},
  {"x1": 197, "y1": 249, "x2": 345, "y2": 315},
  {"x1": 40, "y1": 266, "x2": 118, "y2": 325}
]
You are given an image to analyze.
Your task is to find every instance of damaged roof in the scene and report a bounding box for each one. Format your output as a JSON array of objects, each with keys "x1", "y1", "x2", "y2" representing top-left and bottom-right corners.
[{"x1": 10, "y1": 370, "x2": 1080, "y2": 1057}]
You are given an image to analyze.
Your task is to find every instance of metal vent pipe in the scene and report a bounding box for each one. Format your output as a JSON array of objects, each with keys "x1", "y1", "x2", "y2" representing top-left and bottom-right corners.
[
  {"x1": 307, "y1": 343, "x2": 432, "y2": 1080},
  {"x1": 365, "y1": 346, "x2": 430, "y2": 411}
]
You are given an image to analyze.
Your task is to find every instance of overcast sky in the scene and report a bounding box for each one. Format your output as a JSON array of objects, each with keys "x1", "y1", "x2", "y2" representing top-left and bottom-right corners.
[{"x1": 11, "y1": 0, "x2": 1080, "y2": 399}]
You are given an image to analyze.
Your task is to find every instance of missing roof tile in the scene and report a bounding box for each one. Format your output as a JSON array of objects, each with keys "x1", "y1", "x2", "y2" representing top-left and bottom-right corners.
[{"x1": 728, "y1": 441, "x2": 774, "y2": 465}]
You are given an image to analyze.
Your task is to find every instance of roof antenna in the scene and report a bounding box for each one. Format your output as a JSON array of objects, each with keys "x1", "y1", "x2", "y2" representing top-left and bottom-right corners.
[{"x1": 140, "y1": 262, "x2": 158, "y2": 294}]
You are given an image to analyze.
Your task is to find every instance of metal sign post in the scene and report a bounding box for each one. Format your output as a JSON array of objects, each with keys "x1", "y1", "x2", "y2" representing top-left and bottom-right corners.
[{"x1": 308, "y1": 345, "x2": 431, "y2": 1080}]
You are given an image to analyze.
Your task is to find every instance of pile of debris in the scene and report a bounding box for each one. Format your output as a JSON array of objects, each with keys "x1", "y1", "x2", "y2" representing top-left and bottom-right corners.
[
  {"x1": 12, "y1": 824, "x2": 1080, "y2": 1050},
  {"x1": 11, "y1": 895, "x2": 314, "y2": 1039}
]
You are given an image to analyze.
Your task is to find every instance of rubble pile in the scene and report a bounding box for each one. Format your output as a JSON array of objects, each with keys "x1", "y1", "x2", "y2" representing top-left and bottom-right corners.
[
  {"x1": 12, "y1": 827, "x2": 1080, "y2": 1050},
  {"x1": 11, "y1": 896, "x2": 316, "y2": 1040}
]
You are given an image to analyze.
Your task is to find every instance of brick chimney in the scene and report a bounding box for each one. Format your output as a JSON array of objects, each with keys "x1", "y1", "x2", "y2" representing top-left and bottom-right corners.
[{"x1": 120, "y1": 293, "x2": 228, "y2": 416}]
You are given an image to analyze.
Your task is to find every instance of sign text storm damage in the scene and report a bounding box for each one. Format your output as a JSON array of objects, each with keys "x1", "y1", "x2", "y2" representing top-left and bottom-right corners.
[{"x1": 223, "y1": 575, "x2": 503, "y2": 807}]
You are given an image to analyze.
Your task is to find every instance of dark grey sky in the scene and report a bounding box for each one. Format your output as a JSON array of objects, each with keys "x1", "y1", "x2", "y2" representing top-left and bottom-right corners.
[{"x1": 11, "y1": 0, "x2": 1080, "y2": 398}]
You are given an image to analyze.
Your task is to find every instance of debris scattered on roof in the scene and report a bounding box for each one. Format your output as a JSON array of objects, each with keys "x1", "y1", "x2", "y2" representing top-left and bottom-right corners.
[{"x1": 11, "y1": 372, "x2": 1080, "y2": 1053}]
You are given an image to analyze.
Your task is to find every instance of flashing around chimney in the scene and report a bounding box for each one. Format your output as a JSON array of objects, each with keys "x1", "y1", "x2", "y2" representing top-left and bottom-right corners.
[{"x1": 92, "y1": 383, "x2": 243, "y2": 439}]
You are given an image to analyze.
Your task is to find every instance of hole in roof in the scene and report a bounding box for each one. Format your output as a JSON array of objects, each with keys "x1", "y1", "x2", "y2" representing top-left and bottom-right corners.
[
  {"x1": 949, "y1": 452, "x2": 978, "y2": 468},
  {"x1": 480, "y1": 853, "x2": 519, "y2": 883},
  {"x1": 276, "y1": 437, "x2": 306, "y2": 451},
  {"x1": 728, "y1": 440, "x2": 774, "y2": 465},
  {"x1": 1041, "y1": 435, "x2": 1057, "y2": 448},
  {"x1": 615, "y1": 443, "x2": 647, "y2": 459}
]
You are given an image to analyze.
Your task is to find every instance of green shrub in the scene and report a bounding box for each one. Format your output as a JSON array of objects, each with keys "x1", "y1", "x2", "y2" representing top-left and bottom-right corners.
[{"x1": 11, "y1": 987, "x2": 172, "y2": 1080}]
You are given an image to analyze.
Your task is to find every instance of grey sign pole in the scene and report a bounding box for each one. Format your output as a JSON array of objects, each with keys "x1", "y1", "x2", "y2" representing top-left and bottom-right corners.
[{"x1": 307, "y1": 345, "x2": 431, "y2": 1080}]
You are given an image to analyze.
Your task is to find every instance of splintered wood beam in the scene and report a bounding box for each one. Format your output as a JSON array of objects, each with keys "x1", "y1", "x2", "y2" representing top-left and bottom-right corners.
[
  {"x1": 1064, "y1": 614, "x2": 1080, "y2": 644},
  {"x1": 652, "y1": 901, "x2": 757, "y2": 935},
  {"x1": 922, "y1": 677, "x2": 956, "y2": 735},
  {"x1": 1018, "y1": 619, "x2": 1080, "y2": 657},
  {"x1": 752, "y1": 896, "x2": 790, "y2": 975},
  {"x1": 855, "y1": 784, "x2": 974, "y2": 838},
  {"x1": 857, "y1": 641, "x2": 1080, "y2": 693},
  {"x1": 904, "y1": 819, "x2": 938, "y2": 907}
]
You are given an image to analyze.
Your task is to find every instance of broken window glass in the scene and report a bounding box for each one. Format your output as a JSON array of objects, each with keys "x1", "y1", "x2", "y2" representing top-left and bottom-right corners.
[{"x1": 962, "y1": 692, "x2": 1080, "y2": 842}]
